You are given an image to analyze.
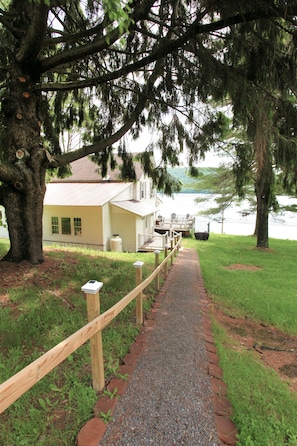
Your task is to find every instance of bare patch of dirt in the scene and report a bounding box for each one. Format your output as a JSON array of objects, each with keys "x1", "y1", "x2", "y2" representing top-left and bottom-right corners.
[
  {"x1": 0, "y1": 249, "x2": 79, "y2": 306},
  {"x1": 212, "y1": 302, "x2": 297, "y2": 394}
]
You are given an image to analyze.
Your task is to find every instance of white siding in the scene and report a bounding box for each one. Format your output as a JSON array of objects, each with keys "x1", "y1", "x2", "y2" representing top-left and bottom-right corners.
[
  {"x1": 102, "y1": 203, "x2": 113, "y2": 250},
  {"x1": 111, "y1": 205, "x2": 137, "y2": 252},
  {"x1": 115, "y1": 184, "x2": 134, "y2": 201}
]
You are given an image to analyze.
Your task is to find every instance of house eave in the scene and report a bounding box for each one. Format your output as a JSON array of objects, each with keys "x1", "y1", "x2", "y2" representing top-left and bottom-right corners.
[{"x1": 111, "y1": 200, "x2": 157, "y2": 217}]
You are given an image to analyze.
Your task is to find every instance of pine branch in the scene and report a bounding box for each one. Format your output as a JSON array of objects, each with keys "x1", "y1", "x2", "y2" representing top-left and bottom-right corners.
[
  {"x1": 39, "y1": 5, "x2": 296, "y2": 91},
  {"x1": 40, "y1": 26, "x2": 122, "y2": 73},
  {"x1": 40, "y1": 0, "x2": 155, "y2": 72},
  {"x1": 52, "y1": 54, "x2": 164, "y2": 167}
]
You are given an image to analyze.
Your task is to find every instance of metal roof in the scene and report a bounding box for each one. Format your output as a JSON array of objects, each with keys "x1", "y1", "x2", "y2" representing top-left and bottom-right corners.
[
  {"x1": 111, "y1": 200, "x2": 156, "y2": 217},
  {"x1": 44, "y1": 182, "x2": 131, "y2": 206},
  {"x1": 51, "y1": 155, "x2": 145, "y2": 183}
]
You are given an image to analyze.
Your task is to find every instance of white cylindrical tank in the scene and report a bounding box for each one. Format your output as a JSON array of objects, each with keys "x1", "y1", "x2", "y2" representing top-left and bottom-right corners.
[{"x1": 110, "y1": 234, "x2": 122, "y2": 252}]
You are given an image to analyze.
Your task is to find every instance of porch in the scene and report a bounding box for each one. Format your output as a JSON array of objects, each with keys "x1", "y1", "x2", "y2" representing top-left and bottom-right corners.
[
  {"x1": 154, "y1": 214, "x2": 194, "y2": 237},
  {"x1": 138, "y1": 229, "x2": 181, "y2": 252}
]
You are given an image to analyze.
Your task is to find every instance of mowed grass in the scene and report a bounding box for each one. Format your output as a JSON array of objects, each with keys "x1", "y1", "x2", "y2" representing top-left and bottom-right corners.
[
  {"x1": 184, "y1": 234, "x2": 297, "y2": 445},
  {"x1": 186, "y1": 234, "x2": 297, "y2": 334},
  {"x1": 0, "y1": 241, "x2": 158, "y2": 446}
]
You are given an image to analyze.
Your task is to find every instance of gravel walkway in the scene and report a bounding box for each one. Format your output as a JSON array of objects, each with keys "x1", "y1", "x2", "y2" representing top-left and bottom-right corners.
[{"x1": 99, "y1": 247, "x2": 219, "y2": 445}]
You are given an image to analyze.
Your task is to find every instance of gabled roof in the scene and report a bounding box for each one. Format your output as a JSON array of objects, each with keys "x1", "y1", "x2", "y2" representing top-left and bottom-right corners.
[
  {"x1": 111, "y1": 200, "x2": 156, "y2": 217},
  {"x1": 44, "y1": 182, "x2": 131, "y2": 206},
  {"x1": 51, "y1": 155, "x2": 144, "y2": 183}
]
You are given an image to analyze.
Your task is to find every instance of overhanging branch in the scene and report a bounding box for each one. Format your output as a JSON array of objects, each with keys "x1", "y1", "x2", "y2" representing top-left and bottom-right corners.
[
  {"x1": 40, "y1": 0, "x2": 156, "y2": 73},
  {"x1": 52, "y1": 58, "x2": 163, "y2": 166},
  {"x1": 39, "y1": 5, "x2": 296, "y2": 92},
  {"x1": 52, "y1": 94, "x2": 148, "y2": 166},
  {"x1": 40, "y1": 26, "x2": 121, "y2": 73}
]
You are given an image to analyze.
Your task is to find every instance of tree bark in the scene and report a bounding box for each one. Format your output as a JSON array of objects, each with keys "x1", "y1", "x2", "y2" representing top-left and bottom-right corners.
[
  {"x1": 253, "y1": 99, "x2": 273, "y2": 249},
  {"x1": 3, "y1": 157, "x2": 45, "y2": 264},
  {"x1": 1, "y1": 143, "x2": 47, "y2": 263},
  {"x1": 255, "y1": 180, "x2": 270, "y2": 248},
  {"x1": 1, "y1": 68, "x2": 48, "y2": 263},
  {"x1": 255, "y1": 143, "x2": 272, "y2": 249}
]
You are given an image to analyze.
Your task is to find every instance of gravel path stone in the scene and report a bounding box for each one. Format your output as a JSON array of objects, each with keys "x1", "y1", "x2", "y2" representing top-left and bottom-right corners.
[{"x1": 99, "y1": 247, "x2": 219, "y2": 445}]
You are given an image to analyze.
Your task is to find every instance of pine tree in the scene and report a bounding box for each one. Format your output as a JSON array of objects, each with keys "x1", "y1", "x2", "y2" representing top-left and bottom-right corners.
[
  {"x1": 196, "y1": 10, "x2": 297, "y2": 247},
  {"x1": 234, "y1": 17, "x2": 297, "y2": 246}
]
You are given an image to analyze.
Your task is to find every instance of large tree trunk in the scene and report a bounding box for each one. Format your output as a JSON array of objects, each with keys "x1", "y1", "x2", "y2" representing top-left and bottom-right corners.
[
  {"x1": 253, "y1": 101, "x2": 273, "y2": 249},
  {"x1": 0, "y1": 2, "x2": 51, "y2": 263},
  {"x1": 1, "y1": 70, "x2": 48, "y2": 263},
  {"x1": 254, "y1": 143, "x2": 273, "y2": 249},
  {"x1": 255, "y1": 179, "x2": 270, "y2": 248},
  {"x1": 1, "y1": 167, "x2": 46, "y2": 264}
]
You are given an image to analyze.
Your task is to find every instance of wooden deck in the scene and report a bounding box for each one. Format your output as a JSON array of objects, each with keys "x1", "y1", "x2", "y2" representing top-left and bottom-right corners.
[
  {"x1": 138, "y1": 232, "x2": 169, "y2": 252},
  {"x1": 154, "y1": 215, "x2": 194, "y2": 237},
  {"x1": 138, "y1": 227, "x2": 184, "y2": 252}
]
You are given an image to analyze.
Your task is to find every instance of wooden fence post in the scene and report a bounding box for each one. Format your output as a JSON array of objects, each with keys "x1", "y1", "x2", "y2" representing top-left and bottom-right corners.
[
  {"x1": 133, "y1": 261, "x2": 144, "y2": 325},
  {"x1": 176, "y1": 233, "x2": 180, "y2": 250},
  {"x1": 154, "y1": 250, "x2": 160, "y2": 290},
  {"x1": 170, "y1": 238, "x2": 174, "y2": 265},
  {"x1": 81, "y1": 280, "x2": 104, "y2": 392},
  {"x1": 164, "y1": 244, "x2": 168, "y2": 278}
]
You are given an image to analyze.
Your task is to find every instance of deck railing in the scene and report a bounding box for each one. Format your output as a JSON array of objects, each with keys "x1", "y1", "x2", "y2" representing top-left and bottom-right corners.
[
  {"x1": 0, "y1": 233, "x2": 182, "y2": 414},
  {"x1": 156, "y1": 216, "x2": 194, "y2": 231},
  {"x1": 138, "y1": 231, "x2": 168, "y2": 250}
]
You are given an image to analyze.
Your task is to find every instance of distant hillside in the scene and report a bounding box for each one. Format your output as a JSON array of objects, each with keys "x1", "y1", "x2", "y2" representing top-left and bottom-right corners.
[{"x1": 168, "y1": 167, "x2": 216, "y2": 193}]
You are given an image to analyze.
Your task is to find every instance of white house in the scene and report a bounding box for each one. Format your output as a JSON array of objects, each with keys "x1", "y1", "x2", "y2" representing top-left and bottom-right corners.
[{"x1": 42, "y1": 156, "x2": 160, "y2": 252}]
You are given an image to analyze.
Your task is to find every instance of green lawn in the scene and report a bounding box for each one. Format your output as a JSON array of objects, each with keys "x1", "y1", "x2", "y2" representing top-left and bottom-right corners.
[{"x1": 184, "y1": 234, "x2": 297, "y2": 446}]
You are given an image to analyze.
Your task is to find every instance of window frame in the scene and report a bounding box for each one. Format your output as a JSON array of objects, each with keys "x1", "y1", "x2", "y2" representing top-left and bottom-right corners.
[
  {"x1": 74, "y1": 217, "x2": 82, "y2": 236},
  {"x1": 61, "y1": 217, "x2": 71, "y2": 235},
  {"x1": 51, "y1": 216, "x2": 59, "y2": 234}
]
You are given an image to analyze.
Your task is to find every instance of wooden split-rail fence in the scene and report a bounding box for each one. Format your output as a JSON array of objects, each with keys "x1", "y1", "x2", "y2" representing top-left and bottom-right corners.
[{"x1": 0, "y1": 233, "x2": 182, "y2": 414}]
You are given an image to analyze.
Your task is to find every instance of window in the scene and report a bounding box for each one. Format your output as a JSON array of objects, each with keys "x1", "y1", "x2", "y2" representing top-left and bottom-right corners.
[
  {"x1": 140, "y1": 182, "x2": 146, "y2": 199},
  {"x1": 61, "y1": 217, "x2": 71, "y2": 235},
  {"x1": 51, "y1": 216, "x2": 59, "y2": 234},
  {"x1": 74, "y1": 217, "x2": 82, "y2": 236},
  {"x1": 51, "y1": 217, "x2": 82, "y2": 236}
]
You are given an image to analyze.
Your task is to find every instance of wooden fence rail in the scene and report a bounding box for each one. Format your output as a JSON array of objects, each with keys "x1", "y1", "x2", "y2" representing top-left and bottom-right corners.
[{"x1": 0, "y1": 234, "x2": 182, "y2": 414}]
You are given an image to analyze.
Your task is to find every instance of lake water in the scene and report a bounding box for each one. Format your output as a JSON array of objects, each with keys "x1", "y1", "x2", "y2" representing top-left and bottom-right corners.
[{"x1": 157, "y1": 193, "x2": 297, "y2": 241}]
